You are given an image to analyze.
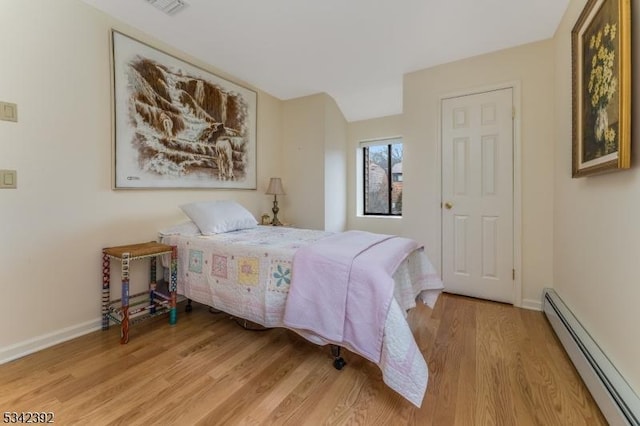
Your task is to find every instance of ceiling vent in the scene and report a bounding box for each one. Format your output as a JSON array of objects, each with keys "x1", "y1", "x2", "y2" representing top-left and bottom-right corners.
[{"x1": 145, "y1": 0, "x2": 188, "y2": 15}]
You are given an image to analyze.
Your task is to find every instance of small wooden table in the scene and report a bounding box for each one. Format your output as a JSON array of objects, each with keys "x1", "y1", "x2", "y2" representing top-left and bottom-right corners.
[{"x1": 102, "y1": 242, "x2": 177, "y2": 344}]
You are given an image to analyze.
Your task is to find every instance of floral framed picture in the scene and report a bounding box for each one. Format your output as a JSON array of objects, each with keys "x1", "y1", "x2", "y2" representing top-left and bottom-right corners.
[
  {"x1": 571, "y1": 0, "x2": 631, "y2": 177},
  {"x1": 111, "y1": 30, "x2": 257, "y2": 189}
]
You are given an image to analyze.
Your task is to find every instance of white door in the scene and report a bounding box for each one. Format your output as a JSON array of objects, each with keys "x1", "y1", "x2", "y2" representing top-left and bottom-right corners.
[{"x1": 441, "y1": 88, "x2": 514, "y2": 303}]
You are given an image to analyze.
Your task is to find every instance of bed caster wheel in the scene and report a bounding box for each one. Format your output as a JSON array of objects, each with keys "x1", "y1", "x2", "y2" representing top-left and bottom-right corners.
[
  {"x1": 185, "y1": 304, "x2": 192, "y2": 313},
  {"x1": 333, "y1": 357, "x2": 346, "y2": 370}
]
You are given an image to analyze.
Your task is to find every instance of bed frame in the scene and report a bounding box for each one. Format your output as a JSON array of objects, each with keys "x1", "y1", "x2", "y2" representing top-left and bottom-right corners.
[{"x1": 184, "y1": 298, "x2": 347, "y2": 369}]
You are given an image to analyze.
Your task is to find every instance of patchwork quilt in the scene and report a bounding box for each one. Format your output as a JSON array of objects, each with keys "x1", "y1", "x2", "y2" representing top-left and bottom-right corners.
[{"x1": 160, "y1": 225, "x2": 443, "y2": 407}]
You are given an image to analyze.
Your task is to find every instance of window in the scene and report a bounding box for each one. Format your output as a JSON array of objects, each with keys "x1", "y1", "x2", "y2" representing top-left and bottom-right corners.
[{"x1": 361, "y1": 138, "x2": 403, "y2": 216}]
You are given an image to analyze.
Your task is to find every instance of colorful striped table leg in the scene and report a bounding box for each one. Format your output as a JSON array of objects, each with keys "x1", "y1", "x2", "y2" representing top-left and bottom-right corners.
[
  {"x1": 120, "y1": 252, "x2": 130, "y2": 344},
  {"x1": 149, "y1": 255, "x2": 157, "y2": 315},
  {"x1": 169, "y1": 246, "x2": 177, "y2": 325},
  {"x1": 102, "y1": 251, "x2": 111, "y2": 330}
]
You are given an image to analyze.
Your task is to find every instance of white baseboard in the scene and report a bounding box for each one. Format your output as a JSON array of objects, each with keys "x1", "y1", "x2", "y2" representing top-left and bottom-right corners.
[
  {"x1": 543, "y1": 288, "x2": 640, "y2": 426},
  {"x1": 521, "y1": 298, "x2": 542, "y2": 311},
  {"x1": 0, "y1": 318, "x2": 102, "y2": 365}
]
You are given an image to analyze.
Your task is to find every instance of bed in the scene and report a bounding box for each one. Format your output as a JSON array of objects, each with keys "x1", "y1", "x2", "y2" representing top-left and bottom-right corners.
[{"x1": 158, "y1": 201, "x2": 444, "y2": 407}]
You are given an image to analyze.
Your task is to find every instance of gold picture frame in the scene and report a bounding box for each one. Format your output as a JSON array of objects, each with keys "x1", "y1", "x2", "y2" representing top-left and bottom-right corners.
[{"x1": 571, "y1": 0, "x2": 631, "y2": 177}]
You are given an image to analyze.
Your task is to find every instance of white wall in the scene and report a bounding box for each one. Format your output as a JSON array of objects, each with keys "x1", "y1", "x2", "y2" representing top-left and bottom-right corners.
[
  {"x1": 553, "y1": 0, "x2": 640, "y2": 396},
  {"x1": 400, "y1": 40, "x2": 556, "y2": 308},
  {"x1": 0, "y1": 0, "x2": 284, "y2": 357}
]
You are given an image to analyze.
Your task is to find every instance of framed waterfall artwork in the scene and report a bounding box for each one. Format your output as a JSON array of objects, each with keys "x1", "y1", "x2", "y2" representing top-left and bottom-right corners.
[
  {"x1": 110, "y1": 30, "x2": 257, "y2": 189},
  {"x1": 571, "y1": 0, "x2": 631, "y2": 177}
]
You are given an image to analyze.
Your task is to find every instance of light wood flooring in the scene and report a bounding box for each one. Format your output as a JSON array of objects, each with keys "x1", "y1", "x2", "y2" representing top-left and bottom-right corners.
[{"x1": 0, "y1": 293, "x2": 606, "y2": 425}]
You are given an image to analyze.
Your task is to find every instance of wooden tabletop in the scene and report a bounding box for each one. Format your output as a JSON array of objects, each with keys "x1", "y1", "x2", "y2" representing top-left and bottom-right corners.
[{"x1": 103, "y1": 241, "x2": 174, "y2": 259}]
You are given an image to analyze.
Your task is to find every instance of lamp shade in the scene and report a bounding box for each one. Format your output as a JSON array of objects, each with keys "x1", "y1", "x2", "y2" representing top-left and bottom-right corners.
[{"x1": 266, "y1": 177, "x2": 285, "y2": 195}]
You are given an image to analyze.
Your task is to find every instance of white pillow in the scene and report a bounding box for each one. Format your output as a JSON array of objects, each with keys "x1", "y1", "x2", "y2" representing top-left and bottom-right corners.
[
  {"x1": 158, "y1": 221, "x2": 201, "y2": 236},
  {"x1": 179, "y1": 200, "x2": 258, "y2": 235}
]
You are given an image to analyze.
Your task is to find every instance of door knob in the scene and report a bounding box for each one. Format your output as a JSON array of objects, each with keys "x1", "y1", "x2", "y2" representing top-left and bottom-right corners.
[{"x1": 444, "y1": 202, "x2": 453, "y2": 210}]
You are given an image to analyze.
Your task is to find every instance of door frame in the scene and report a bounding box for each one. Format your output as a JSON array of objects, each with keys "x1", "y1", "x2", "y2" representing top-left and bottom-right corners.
[{"x1": 438, "y1": 82, "x2": 523, "y2": 307}]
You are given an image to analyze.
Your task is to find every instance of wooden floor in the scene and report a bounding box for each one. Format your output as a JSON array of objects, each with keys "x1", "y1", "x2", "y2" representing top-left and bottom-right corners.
[{"x1": 0, "y1": 294, "x2": 606, "y2": 425}]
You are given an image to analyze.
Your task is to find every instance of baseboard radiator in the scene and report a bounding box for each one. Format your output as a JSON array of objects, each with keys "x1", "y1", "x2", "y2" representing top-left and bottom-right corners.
[{"x1": 543, "y1": 288, "x2": 640, "y2": 426}]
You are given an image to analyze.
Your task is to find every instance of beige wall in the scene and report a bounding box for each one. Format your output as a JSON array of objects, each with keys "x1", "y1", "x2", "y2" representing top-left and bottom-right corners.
[
  {"x1": 0, "y1": 0, "x2": 284, "y2": 357},
  {"x1": 347, "y1": 42, "x2": 556, "y2": 309},
  {"x1": 282, "y1": 94, "x2": 326, "y2": 229},
  {"x1": 347, "y1": 114, "x2": 404, "y2": 236},
  {"x1": 282, "y1": 93, "x2": 347, "y2": 231},
  {"x1": 400, "y1": 40, "x2": 555, "y2": 308},
  {"x1": 553, "y1": 0, "x2": 640, "y2": 395},
  {"x1": 6, "y1": 0, "x2": 638, "y2": 399},
  {"x1": 324, "y1": 96, "x2": 348, "y2": 232}
]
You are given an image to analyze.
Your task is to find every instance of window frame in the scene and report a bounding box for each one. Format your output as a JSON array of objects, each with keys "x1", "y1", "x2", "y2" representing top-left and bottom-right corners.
[{"x1": 360, "y1": 137, "x2": 403, "y2": 217}]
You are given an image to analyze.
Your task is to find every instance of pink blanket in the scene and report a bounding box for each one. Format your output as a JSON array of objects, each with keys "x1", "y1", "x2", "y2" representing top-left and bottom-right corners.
[{"x1": 283, "y1": 230, "x2": 420, "y2": 363}]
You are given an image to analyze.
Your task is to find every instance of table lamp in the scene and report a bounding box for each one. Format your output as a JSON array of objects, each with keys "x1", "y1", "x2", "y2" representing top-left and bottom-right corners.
[{"x1": 266, "y1": 177, "x2": 285, "y2": 226}]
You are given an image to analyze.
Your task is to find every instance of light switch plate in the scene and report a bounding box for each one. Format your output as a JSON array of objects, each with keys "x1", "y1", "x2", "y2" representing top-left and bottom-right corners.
[
  {"x1": 0, "y1": 102, "x2": 18, "y2": 122},
  {"x1": 0, "y1": 170, "x2": 17, "y2": 189}
]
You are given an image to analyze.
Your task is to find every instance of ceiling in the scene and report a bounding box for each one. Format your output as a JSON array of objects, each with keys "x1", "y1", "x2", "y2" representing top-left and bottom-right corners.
[{"x1": 81, "y1": 0, "x2": 569, "y2": 122}]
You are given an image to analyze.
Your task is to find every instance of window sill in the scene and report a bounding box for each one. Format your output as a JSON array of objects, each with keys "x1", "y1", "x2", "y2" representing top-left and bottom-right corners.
[{"x1": 356, "y1": 215, "x2": 402, "y2": 219}]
